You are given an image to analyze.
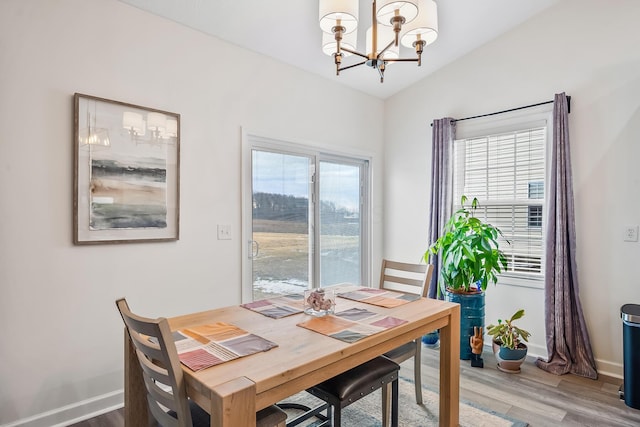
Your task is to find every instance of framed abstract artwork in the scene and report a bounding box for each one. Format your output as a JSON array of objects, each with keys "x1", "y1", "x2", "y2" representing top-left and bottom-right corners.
[{"x1": 73, "y1": 93, "x2": 180, "y2": 244}]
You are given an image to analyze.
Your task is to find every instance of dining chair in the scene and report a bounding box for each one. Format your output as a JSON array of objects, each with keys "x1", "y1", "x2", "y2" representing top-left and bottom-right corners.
[
  {"x1": 378, "y1": 259, "x2": 434, "y2": 421},
  {"x1": 115, "y1": 298, "x2": 287, "y2": 427},
  {"x1": 306, "y1": 356, "x2": 400, "y2": 427}
]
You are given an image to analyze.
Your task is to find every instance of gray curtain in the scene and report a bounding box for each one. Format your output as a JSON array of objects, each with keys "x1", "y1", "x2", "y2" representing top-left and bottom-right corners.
[
  {"x1": 427, "y1": 118, "x2": 455, "y2": 299},
  {"x1": 535, "y1": 93, "x2": 598, "y2": 379}
]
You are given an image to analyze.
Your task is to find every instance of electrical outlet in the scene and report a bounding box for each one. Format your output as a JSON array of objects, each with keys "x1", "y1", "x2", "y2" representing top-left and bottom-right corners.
[
  {"x1": 624, "y1": 225, "x2": 638, "y2": 242},
  {"x1": 217, "y1": 224, "x2": 231, "y2": 240}
]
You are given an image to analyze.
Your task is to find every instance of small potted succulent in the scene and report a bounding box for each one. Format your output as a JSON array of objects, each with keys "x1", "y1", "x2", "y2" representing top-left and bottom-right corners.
[{"x1": 487, "y1": 309, "x2": 531, "y2": 373}]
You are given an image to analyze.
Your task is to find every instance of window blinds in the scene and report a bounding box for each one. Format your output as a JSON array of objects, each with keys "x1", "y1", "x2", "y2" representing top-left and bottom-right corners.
[{"x1": 453, "y1": 127, "x2": 545, "y2": 277}]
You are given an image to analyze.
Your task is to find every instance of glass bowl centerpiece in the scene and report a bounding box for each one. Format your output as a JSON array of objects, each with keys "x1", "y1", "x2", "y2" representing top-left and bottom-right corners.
[{"x1": 304, "y1": 288, "x2": 335, "y2": 317}]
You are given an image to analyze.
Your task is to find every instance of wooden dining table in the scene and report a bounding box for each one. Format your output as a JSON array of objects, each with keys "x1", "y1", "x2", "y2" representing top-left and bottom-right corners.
[{"x1": 123, "y1": 286, "x2": 460, "y2": 426}]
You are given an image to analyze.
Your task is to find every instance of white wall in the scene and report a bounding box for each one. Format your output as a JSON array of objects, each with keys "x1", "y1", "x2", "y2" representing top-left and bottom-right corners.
[
  {"x1": 384, "y1": 0, "x2": 640, "y2": 378},
  {"x1": 0, "y1": 0, "x2": 384, "y2": 425}
]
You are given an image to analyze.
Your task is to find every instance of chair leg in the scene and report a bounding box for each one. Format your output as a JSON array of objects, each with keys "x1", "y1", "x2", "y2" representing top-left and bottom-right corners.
[
  {"x1": 327, "y1": 404, "x2": 333, "y2": 427},
  {"x1": 413, "y1": 340, "x2": 423, "y2": 404},
  {"x1": 381, "y1": 382, "x2": 391, "y2": 427},
  {"x1": 391, "y1": 377, "x2": 399, "y2": 427},
  {"x1": 278, "y1": 402, "x2": 329, "y2": 427}
]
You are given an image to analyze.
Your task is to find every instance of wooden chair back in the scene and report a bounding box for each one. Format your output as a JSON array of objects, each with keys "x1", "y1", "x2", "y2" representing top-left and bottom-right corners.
[
  {"x1": 379, "y1": 259, "x2": 435, "y2": 419},
  {"x1": 379, "y1": 259, "x2": 434, "y2": 297},
  {"x1": 116, "y1": 298, "x2": 192, "y2": 427}
]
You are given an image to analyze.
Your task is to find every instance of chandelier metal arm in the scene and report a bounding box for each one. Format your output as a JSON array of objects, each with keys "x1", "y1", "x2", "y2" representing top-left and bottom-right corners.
[
  {"x1": 340, "y1": 46, "x2": 368, "y2": 60},
  {"x1": 384, "y1": 58, "x2": 419, "y2": 62},
  {"x1": 376, "y1": 39, "x2": 396, "y2": 59},
  {"x1": 339, "y1": 60, "x2": 368, "y2": 72}
]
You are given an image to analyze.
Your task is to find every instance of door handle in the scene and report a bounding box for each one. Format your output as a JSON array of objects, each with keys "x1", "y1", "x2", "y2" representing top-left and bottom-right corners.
[{"x1": 249, "y1": 240, "x2": 259, "y2": 259}]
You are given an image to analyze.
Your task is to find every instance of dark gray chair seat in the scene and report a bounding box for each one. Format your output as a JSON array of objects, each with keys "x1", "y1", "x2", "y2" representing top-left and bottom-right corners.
[{"x1": 306, "y1": 356, "x2": 400, "y2": 427}]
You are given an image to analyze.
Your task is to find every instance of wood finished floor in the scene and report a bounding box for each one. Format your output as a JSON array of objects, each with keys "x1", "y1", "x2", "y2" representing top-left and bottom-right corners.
[{"x1": 71, "y1": 347, "x2": 640, "y2": 427}]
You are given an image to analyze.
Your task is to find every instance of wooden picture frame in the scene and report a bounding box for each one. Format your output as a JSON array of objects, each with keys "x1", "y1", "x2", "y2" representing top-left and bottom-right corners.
[{"x1": 73, "y1": 93, "x2": 180, "y2": 244}]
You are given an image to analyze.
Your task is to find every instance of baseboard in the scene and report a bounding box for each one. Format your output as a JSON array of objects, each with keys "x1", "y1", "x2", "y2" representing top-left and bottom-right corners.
[
  {"x1": 2, "y1": 390, "x2": 123, "y2": 427},
  {"x1": 482, "y1": 342, "x2": 623, "y2": 379},
  {"x1": 596, "y1": 358, "x2": 623, "y2": 379}
]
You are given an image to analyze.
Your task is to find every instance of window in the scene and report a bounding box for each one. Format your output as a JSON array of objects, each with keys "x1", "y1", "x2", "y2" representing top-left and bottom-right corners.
[
  {"x1": 453, "y1": 115, "x2": 549, "y2": 286},
  {"x1": 527, "y1": 182, "x2": 543, "y2": 227},
  {"x1": 242, "y1": 133, "x2": 370, "y2": 302}
]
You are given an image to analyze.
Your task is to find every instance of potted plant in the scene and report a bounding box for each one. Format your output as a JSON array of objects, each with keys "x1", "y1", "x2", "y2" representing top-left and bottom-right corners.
[
  {"x1": 426, "y1": 195, "x2": 508, "y2": 359},
  {"x1": 487, "y1": 309, "x2": 531, "y2": 373}
]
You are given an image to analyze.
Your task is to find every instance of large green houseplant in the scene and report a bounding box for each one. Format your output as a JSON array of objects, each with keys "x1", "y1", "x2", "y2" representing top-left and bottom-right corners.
[
  {"x1": 426, "y1": 195, "x2": 509, "y2": 359},
  {"x1": 426, "y1": 195, "x2": 508, "y2": 294}
]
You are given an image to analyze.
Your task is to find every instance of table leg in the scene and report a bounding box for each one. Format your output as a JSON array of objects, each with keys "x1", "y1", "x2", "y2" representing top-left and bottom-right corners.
[
  {"x1": 438, "y1": 305, "x2": 460, "y2": 427},
  {"x1": 210, "y1": 377, "x2": 257, "y2": 427},
  {"x1": 123, "y1": 328, "x2": 151, "y2": 426}
]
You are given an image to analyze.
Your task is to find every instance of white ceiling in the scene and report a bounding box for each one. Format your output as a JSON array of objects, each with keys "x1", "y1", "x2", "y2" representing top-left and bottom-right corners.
[{"x1": 117, "y1": 0, "x2": 558, "y2": 99}]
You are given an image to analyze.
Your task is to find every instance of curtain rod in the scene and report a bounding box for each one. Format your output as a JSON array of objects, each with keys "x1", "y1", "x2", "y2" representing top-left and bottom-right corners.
[{"x1": 431, "y1": 96, "x2": 571, "y2": 126}]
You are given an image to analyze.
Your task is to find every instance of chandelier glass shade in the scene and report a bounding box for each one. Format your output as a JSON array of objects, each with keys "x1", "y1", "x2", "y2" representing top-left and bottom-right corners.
[
  {"x1": 400, "y1": 0, "x2": 438, "y2": 48},
  {"x1": 376, "y1": 0, "x2": 419, "y2": 28},
  {"x1": 319, "y1": 0, "x2": 438, "y2": 82},
  {"x1": 319, "y1": 0, "x2": 359, "y2": 34},
  {"x1": 322, "y1": 31, "x2": 357, "y2": 57}
]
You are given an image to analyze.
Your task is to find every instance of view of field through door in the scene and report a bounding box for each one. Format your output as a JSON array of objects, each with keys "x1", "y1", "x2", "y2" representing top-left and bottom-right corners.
[
  {"x1": 318, "y1": 160, "x2": 362, "y2": 287},
  {"x1": 248, "y1": 145, "x2": 368, "y2": 301},
  {"x1": 251, "y1": 149, "x2": 312, "y2": 300}
]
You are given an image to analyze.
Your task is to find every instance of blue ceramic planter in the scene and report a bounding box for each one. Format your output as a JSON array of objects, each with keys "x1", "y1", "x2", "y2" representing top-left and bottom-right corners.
[
  {"x1": 445, "y1": 290, "x2": 485, "y2": 360},
  {"x1": 422, "y1": 331, "x2": 440, "y2": 347}
]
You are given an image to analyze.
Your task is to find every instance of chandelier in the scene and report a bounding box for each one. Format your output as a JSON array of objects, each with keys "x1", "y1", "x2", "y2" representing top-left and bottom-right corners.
[{"x1": 319, "y1": 0, "x2": 438, "y2": 82}]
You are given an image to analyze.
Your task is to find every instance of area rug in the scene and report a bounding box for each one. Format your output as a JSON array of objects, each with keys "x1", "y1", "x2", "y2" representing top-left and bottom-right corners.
[{"x1": 278, "y1": 374, "x2": 528, "y2": 427}]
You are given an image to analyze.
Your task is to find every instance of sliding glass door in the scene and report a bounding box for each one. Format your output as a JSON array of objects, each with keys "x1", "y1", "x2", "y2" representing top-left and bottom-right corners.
[
  {"x1": 318, "y1": 159, "x2": 363, "y2": 287},
  {"x1": 243, "y1": 136, "x2": 369, "y2": 301},
  {"x1": 250, "y1": 150, "x2": 312, "y2": 300}
]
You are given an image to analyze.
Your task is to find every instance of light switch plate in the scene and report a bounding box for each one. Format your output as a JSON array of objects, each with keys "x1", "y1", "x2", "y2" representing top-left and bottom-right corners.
[
  {"x1": 624, "y1": 225, "x2": 638, "y2": 242},
  {"x1": 217, "y1": 224, "x2": 231, "y2": 240}
]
